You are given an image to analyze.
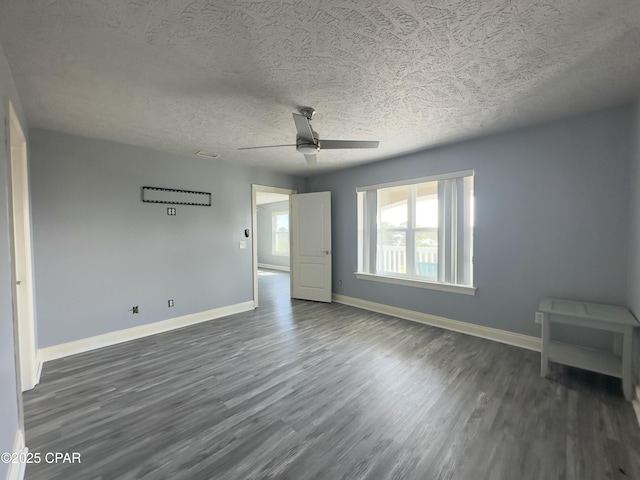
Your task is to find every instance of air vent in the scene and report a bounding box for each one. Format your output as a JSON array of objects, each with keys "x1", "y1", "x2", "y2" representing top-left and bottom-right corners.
[{"x1": 195, "y1": 151, "x2": 220, "y2": 159}]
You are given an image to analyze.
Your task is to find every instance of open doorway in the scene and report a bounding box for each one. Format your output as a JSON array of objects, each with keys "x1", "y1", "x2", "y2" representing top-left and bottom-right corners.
[
  {"x1": 251, "y1": 185, "x2": 296, "y2": 308},
  {"x1": 256, "y1": 192, "x2": 290, "y2": 272}
]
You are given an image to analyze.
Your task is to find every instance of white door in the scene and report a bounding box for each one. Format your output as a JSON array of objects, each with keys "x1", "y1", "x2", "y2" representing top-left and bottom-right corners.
[
  {"x1": 290, "y1": 192, "x2": 332, "y2": 302},
  {"x1": 8, "y1": 101, "x2": 37, "y2": 391}
]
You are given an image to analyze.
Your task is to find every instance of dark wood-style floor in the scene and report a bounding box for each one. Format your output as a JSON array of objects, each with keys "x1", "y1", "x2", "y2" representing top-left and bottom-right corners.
[{"x1": 24, "y1": 270, "x2": 640, "y2": 479}]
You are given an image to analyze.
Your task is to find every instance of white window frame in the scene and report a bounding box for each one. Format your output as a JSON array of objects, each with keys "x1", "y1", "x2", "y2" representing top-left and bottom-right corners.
[
  {"x1": 272, "y1": 211, "x2": 290, "y2": 256},
  {"x1": 356, "y1": 170, "x2": 476, "y2": 295}
]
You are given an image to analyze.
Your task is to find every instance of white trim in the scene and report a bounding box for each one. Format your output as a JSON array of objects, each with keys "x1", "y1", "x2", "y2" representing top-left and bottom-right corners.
[
  {"x1": 6, "y1": 429, "x2": 27, "y2": 480},
  {"x1": 258, "y1": 263, "x2": 290, "y2": 272},
  {"x1": 38, "y1": 301, "x2": 254, "y2": 363},
  {"x1": 356, "y1": 169, "x2": 474, "y2": 192},
  {"x1": 355, "y1": 272, "x2": 476, "y2": 296},
  {"x1": 634, "y1": 385, "x2": 640, "y2": 427},
  {"x1": 333, "y1": 294, "x2": 541, "y2": 352},
  {"x1": 34, "y1": 351, "x2": 43, "y2": 387}
]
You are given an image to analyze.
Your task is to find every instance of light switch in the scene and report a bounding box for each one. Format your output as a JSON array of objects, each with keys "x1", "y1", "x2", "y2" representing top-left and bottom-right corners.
[{"x1": 239, "y1": 240, "x2": 247, "y2": 249}]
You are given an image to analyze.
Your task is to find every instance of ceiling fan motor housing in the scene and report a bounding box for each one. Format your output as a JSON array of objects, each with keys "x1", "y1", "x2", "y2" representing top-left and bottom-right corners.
[{"x1": 296, "y1": 131, "x2": 320, "y2": 155}]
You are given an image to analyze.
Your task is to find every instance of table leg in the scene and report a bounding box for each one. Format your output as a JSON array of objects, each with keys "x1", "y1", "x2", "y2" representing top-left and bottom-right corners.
[
  {"x1": 622, "y1": 327, "x2": 632, "y2": 401},
  {"x1": 541, "y1": 313, "x2": 550, "y2": 377}
]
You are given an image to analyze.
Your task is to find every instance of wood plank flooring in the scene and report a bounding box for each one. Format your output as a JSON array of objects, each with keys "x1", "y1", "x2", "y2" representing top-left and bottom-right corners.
[{"x1": 23, "y1": 270, "x2": 640, "y2": 479}]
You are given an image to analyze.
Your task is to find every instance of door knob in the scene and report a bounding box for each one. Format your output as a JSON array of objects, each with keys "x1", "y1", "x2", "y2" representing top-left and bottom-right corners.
[
  {"x1": 322, "y1": 250, "x2": 332, "y2": 254},
  {"x1": 16, "y1": 281, "x2": 21, "y2": 285}
]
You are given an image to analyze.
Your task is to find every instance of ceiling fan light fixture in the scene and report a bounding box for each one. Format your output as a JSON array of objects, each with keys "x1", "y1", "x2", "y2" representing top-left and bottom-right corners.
[{"x1": 296, "y1": 143, "x2": 320, "y2": 155}]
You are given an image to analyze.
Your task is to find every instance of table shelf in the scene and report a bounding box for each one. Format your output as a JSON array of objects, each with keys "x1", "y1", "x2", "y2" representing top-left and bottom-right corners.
[{"x1": 547, "y1": 341, "x2": 622, "y2": 379}]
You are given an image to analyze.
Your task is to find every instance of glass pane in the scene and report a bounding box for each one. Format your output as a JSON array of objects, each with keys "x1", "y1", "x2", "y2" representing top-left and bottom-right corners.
[
  {"x1": 379, "y1": 186, "x2": 407, "y2": 228},
  {"x1": 275, "y1": 231, "x2": 289, "y2": 253},
  {"x1": 469, "y1": 189, "x2": 474, "y2": 228},
  {"x1": 275, "y1": 213, "x2": 289, "y2": 232},
  {"x1": 415, "y1": 231, "x2": 438, "y2": 280},
  {"x1": 416, "y1": 181, "x2": 438, "y2": 228},
  {"x1": 380, "y1": 231, "x2": 406, "y2": 274}
]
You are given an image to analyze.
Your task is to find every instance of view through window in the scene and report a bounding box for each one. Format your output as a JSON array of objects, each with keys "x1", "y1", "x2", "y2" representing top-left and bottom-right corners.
[
  {"x1": 357, "y1": 171, "x2": 474, "y2": 287},
  {"x1": 272, "y1": 211, "x2": 289, "y2": 256}
]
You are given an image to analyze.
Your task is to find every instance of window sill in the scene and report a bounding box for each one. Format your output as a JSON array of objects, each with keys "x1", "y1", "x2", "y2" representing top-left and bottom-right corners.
[
  {"x1": 271, "y1": 252, "x2": 289, "y2": 257},
  {"x1": 354, "y1": 272, "x2": 477, "y2": 296}
]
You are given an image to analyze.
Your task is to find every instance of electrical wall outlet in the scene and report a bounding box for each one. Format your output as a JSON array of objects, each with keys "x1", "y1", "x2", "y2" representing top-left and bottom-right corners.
[
  {"x1": 535, "y1": 312, "x2": 544, "y2": 324},
  {"x1": 132, "y1": 305, "x2": 139, "y2": 314},
  {"x1": 168, "y1": 299, "x2": 174, "y2": 307},
  {"x1": 337, "y1": 280, "x2": 343, "y2": 286},
  {"x1": 167, "y1": 207, "x2": 176, "y2": 216}
]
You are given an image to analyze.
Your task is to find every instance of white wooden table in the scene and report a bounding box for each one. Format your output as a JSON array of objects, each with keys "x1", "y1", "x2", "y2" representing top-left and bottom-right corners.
[{"x1": 537, "y1": 297, "x2": 638, "y2": 400}]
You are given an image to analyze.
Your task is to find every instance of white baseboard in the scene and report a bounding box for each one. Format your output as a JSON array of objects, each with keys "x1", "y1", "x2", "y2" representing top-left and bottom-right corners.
[
  {"x1": 38, "y1": 301, "x2": 255, "y2": 363},
  {"x1": 258, "y1": 263, "x2": 290, "y2": 272},
  {"x1": 333, "y1": 294, "x2": 541, "y2": 352},
  {"x1": 6, "y1": 429, "x2": 27, "y2": 480}
]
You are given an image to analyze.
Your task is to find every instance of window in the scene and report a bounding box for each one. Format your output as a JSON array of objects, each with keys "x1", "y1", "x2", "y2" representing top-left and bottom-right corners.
[
  {"x1": 272, "y1": 211, "x2": 289, "y2": 256},
  {"x1": 357, "y1": 170, "x2": 474, "y2": 294}
]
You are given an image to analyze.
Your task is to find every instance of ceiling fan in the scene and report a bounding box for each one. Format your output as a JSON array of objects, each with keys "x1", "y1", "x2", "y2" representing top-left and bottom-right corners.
[{"x1": 238, "y1": 107, "x2": 379, "y2": 165}]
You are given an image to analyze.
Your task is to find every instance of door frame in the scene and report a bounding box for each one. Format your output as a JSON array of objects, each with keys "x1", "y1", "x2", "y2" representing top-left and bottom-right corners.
[
  {"x1": 251, "y1": 184, "x2": 296, "y2": 308},
  {"x1": 7, "y1": 99, "x2": 38, "y2": 392}
]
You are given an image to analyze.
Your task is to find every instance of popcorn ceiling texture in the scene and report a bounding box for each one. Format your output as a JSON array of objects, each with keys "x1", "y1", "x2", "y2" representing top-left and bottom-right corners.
[{"x1": 0, "y1": 0, "x2": 639, "y2": 174}]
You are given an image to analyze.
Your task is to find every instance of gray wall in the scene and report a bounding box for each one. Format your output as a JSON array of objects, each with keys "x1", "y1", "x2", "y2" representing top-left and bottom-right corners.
[
  {"x1": 0, "y1": 41, "x2": 27, "y2": 479},
  {"x1": 29, "y1": 129, "x2": 305, "y2": 348},
  {"x1": 257, "y1": 200, "x2": 290, "y2": 269},
  {"x1": 309, "y1": 105, "x2": 632, "y2": 343},
  {"x1": 628, "y1": 101, "x2": 640, "y2": 386}
]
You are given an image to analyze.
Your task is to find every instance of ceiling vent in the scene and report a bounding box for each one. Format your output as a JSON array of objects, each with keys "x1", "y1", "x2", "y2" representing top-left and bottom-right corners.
[{"x1": 195, "y1": 151, "x2": 220, "y2": 159}]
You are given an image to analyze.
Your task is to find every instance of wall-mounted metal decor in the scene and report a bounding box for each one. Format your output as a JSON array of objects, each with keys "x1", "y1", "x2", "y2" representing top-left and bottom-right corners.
[{"x1": 142, "y1": 186, "x2": 211, "y2": 206}]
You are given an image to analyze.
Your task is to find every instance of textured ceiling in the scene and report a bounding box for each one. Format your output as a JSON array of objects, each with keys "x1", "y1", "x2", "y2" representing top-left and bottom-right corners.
[{"x1": 1, "y1": 1, "x2": 640, "y2": 176}]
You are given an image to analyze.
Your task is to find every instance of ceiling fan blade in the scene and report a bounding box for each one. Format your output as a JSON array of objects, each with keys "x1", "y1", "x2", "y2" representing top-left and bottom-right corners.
[
  {"x1": 293, "y1": 113, "x2": 315, "y2": 143},
  {"x1": 320, "y1": 140, "x2": 380, "y2": 149},
  {"x1": 238, "y1": 144, "x2": 296, "y2": 150},
  {"x1": 304, "y1": 154, "x2": 317, "y2": 166}
]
